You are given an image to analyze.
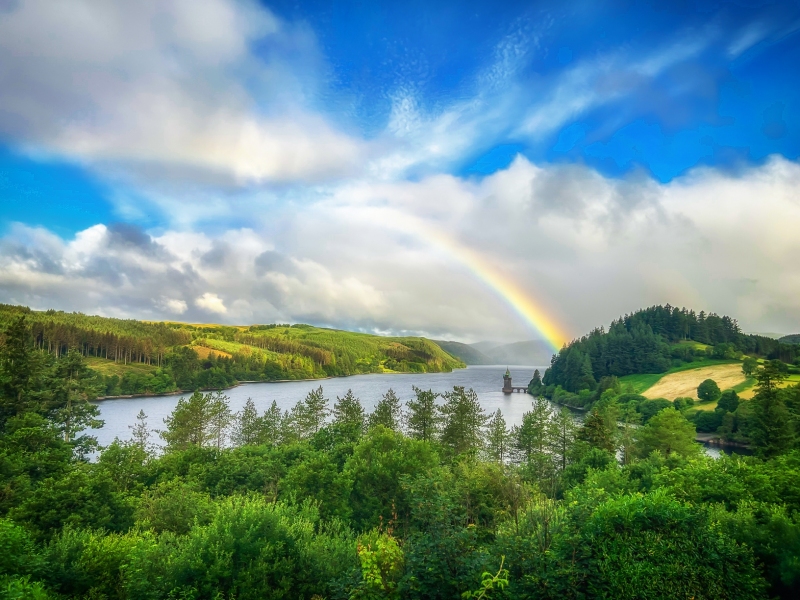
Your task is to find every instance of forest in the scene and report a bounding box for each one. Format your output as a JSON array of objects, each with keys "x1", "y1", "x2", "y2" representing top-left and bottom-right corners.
[
  {"x1": 2, "y1": 310, "x2": 800, "y2": 599},
  {"x1": 533, "y1": 305, "x2": 800, "y2": 450},
  {"x1": 0, "y1": 305, "x2": 464, "y2": 397}
]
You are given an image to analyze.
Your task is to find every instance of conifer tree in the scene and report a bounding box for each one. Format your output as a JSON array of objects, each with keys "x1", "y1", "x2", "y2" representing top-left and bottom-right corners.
[
  {"x1": 751, "y1": 361, "x2": 792, "y2": 457},
  {"x1": 547, "y1": 406, "x2": 577, "y2": 471},
  {"x1": 405, "y1": 386, "x2": 440, "y2": 442},
  {"x1": 333, "y1": 389, "x2": 365, "y2": 432},
  {"x1": 512, "y1": 397, "x2": 552, "y2": 478},
  {"x1": 439, "y1": 386, "x2": 488, "y2": 458},
  {"x1": 368, "y1": 388, "x2": 403, "y2": 431},
  {"x1": 288, "y1": 386, "x2": 329, "y2": 439},
  {"x1": 231, "y1": 398, "x2": 261, "y2": 447},
  {"x1": 129, "y1": 409, "x2": 151, "y2": 450},
  {"x1": 485, "y1": 409, "x2": 511, "y2": 463}
]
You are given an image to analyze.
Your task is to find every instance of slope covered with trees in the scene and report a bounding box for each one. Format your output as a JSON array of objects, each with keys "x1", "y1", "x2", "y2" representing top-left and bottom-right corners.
[
  {"x1": 1, "y1": 317, "x2": 799, "y2": 598},
  {"x1": 539, "y1": 305, "x2": 799, "y2": 401},
  {"x1": 0, "y1": 305, "x2": 464, "y2": 397}
]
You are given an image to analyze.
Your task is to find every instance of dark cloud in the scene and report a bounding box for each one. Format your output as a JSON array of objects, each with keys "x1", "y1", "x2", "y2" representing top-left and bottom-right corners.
[
  {"x1": 107, "y1": 223, "x2": 171, "y2": 260},
  {"x1": 254, "y1": 250, "x2": 295, "y2": 276}
]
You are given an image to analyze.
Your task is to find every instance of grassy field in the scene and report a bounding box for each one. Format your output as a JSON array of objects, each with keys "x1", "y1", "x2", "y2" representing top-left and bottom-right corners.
[
  {"x1": 644, "y1": 363, "x2": 746, "y2": 400},
  {"x1": 619, "y1": 360, "x2": 738, "y2": 395},
  {"x1": 84, "y1": 357, "x2": 158, "y2": 376}
]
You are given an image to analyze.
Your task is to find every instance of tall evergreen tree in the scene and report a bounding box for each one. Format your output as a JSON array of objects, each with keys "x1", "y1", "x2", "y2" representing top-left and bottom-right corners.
[
  {"x1": 231, "y1": 398, "x2": 261, "y2": 447},
  {"x1": 288, "y1": 386, "x2": 329, "y2": 439},
  {"x1": 333, "y1": 389, "x2": 365, "y2": 432},
  {"x1": 0, "y1": 315, "x2": 34, "y2": 424},
  {"x1": 512, "y1": 397, "x2": 553, "y2": 480},
  {"x1": 547, "y1": 407, "x2": 577, "y2": 471},
  {"x1": 751, "y1": 361, "x2": 792, "y2": 458},
  {"x1": 368, "y1": 388, "x2": 403, "y2": 431},
  {"x1": 439, "y1": 386, "x2": 487, "y2": 458},
  {"x1": 485, "y1": 409, "x2": 511, "y2": 463},
  {"x1": 405, "y1": 386, "x2": 440, "y2": 442}
]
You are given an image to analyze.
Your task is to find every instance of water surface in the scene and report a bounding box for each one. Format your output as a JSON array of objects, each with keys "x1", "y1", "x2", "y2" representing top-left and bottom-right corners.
[{"x1": 93, "y1": 365, "x2": 543, "y2": 447}]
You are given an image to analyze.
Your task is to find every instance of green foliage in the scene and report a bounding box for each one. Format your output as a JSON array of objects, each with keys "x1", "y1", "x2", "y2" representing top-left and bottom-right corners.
[
  {"x1": 698, "y1": 378, "x2": 722, "y2": 402},
  {"x1": 160, "y1": 391, "x2": 232, "y2": 451},
  {"x1": 4, "y1": 319, "x2": 800, "y2": 599},
  {"x1": 352, "y1": 529, "x2": 405, "y2": 599},
  {"x1": 743, "y1": 356, "x2": 759, "y2": 377},
  {"x1": 405, "y1": 387, "x2": 440, "y2": 442},
  {"x1": 751, "y1": 361, "x2": 793, "y2": 458},
  {"x1": 368, "y1": 389, "x2": 403, "y2": 431},
  {"x1": 635, "y1": 408, "x2": 700, "y2": 458},
  {"x1": 718, "y1": 389, "x2": 740, "y2": 413},
  {"x1": 439, "y1": 387, "x2": 488, "y2": 459}
]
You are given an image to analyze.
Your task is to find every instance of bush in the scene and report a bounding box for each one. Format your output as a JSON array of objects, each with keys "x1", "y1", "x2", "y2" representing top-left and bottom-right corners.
[{"x1": 698, "y1": 379, "x2": 721, "y2": 403}]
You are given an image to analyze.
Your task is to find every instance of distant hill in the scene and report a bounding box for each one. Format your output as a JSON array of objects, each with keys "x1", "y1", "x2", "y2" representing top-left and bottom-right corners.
[
  {"x1": 481, "y1": 340, "x2": 554, "y2": 366},
  {"x1": 0, "y1": 303, "x2": 465, "y2": 396},
  {"x1": 433, "y1": 341, "x2": 494, "y2": 365},
  {"x1": 780, "y1": 334, "x2": 800, "y2": 344}
]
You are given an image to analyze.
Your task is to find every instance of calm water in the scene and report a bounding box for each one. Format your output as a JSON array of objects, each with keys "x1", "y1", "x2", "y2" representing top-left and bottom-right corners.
[
  {"x1": 91, "y1": 364, "x2": 738, "y2": 457},
  {"x1": 92, "y1": 365, "x2": 545, "y2": 448}
]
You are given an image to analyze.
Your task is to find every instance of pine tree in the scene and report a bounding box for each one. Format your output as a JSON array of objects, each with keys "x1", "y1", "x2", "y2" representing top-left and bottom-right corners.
[
  {"x1": 406, "y1": 386, "x2": 440, "y2": 442},
  {"x1": 485, "y1": 409, "x2": 511, "y2": 463},
  {"x1": 751, "y1": 361, "x2": 792, "y2": 457},
  {"x1": 511, "y1": 397, "x2": 553, "y2": 481},
  {"x1": 333, "y1": 389, "x2": 365, "y2": 432},
  {"x1": 231, "y1": 398, "x2": 261, "y2": 446},
  {"x1": 439, "y1": 386, "x2": 487, "y2": 458},
  {"x1": 368, "y1": 388, "x2": 403, "y2": 431},
  {"x1": 547, "y1": 407, "x2": 577, "y2": 471},
  {"x1": 288, "y1": 386, "x2": 329, "y2": 439},
  {"x1": 129, "y1": 409, "x2": 151, "y2": 450},
  {"x1": 578, "y1": 409, "x2": 616, "y2": 453},
  {"x1": 0, "y1": 315, "x2": 33, "y2": 423}
]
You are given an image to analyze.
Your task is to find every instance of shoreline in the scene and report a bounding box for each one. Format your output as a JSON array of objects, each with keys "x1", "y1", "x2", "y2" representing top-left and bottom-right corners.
[{"x1": 92, "y1": 367, "x2": 477, "y2": 401}]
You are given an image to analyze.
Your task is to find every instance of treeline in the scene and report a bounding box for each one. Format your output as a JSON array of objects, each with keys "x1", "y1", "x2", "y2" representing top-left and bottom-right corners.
[
  {"x1": 543, "y1": 305, "x2": 800, "y2": 395},
  {"x1": 0, "y1": 305, "x2": 464, "y2": 393},
  {"x1": 2, "y1": 312, "x2": 800, "y2": 598},
  {"x1": 0, "y1": 304, "x2": 191, "y2": 365}
]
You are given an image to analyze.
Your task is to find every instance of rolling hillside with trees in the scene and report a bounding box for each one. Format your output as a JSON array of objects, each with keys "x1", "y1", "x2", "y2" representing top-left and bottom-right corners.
[
  {"x1": 532, "y1": 305, "x2": 800, "y2": 449},
  {"x1": 1, "y1": 306, "x2": 800, "y2": 598},
  {"x1": 0, "y1": 304, "x2": 464, "y2": 397}
]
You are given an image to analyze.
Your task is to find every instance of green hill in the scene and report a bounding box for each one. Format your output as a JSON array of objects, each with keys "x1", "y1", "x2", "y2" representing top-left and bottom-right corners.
[
  {"x1": 433, "y1": 340, "x2": 494, "y2": 365},
  {"x1": 779, "y1": 334, "x2": 800, "y2": 344},
  {"x1": 537, "y1": 305, "x2": 799, "y2": 408},
  {"x1": 0, "y1": 304, "x2": 464, "y2": 396}
]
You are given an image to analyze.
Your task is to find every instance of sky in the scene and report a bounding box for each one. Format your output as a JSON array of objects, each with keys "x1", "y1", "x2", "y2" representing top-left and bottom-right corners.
[{"x1": 0, "y1": 0, "x2": 799, "y2": 345}]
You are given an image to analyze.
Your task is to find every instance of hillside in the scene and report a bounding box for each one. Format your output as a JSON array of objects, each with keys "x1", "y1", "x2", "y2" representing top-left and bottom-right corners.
[
  {"x1": 537, "y1": 305, "x2": 799, "y2": 408},
  {"x1": 780, "y1": 334, "x2": 800, "y2": 344},
  {"x1": 433, "y1": 340, "x2": 494, "y2": 365},
  {"x1": 463, "y1": 340, "x2": 554, "y2": 365},
  {"x1": 0, "y1": 304, "x2": 464, "y2": 396}
]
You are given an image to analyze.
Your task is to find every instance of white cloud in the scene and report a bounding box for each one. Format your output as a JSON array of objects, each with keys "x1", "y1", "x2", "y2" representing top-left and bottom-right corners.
[
  {"x1": 161, "y1": 298, "x2": 188, "y2": 315},
  {"x1": 196, "y1": 293, "x2": 227, "y2": 314},
  {"x1": 1, "y1": 157, "x2": 799, "y2": 341},
  {"x1": 0, "y1": 0, "x2": 363, "y2": 185}
]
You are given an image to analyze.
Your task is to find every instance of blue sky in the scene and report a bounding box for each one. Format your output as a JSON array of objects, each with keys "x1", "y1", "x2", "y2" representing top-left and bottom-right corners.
[{"x1": 0, "y1": 0, "x2": 799, "y2": 340}]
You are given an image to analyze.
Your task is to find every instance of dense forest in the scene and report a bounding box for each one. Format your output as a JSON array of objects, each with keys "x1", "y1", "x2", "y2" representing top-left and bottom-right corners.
[
  {"x1": 539, "y1": 305, "x2": 799, "y2": 398},
  {"x1": 2, "y1": 312, "x2": 800, "y2": 598},
  {"x1": 0, "y1": 305, "x2": 464, "y2": 397}
]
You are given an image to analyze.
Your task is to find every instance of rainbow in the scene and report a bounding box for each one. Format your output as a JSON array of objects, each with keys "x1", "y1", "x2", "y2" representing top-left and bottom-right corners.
[{"x1": 366, "y1": 207, "x2": 571, "y2": 351}]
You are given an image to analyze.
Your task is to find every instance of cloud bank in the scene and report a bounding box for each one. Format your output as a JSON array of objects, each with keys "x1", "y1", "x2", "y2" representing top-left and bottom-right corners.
[{"x1": 1, "y1": 156, "x2": 798, "y2": 341}]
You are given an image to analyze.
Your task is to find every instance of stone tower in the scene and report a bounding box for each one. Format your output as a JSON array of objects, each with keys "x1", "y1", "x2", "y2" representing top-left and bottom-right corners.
[{"x1": 502, "y1": 367, "x2": 513, "y2": 394}]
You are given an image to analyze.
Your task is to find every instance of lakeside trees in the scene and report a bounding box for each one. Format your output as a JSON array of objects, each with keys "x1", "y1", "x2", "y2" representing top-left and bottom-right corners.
[{"x1": 3, "y1": 314, "x2": 800, "y2": 598}]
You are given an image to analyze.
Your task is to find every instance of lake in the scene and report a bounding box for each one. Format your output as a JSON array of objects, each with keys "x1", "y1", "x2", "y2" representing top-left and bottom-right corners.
[
  {"x1": 92, "y1": 365, "x2": 545, "y2": 448},
  {"x1": 91, "y1": 364, "x2": 741, "y2": 457}
]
